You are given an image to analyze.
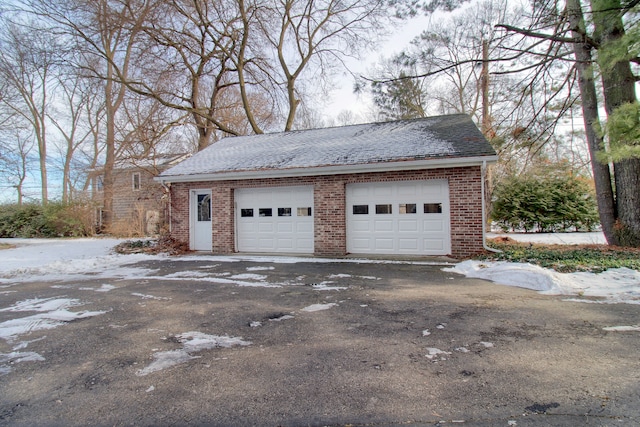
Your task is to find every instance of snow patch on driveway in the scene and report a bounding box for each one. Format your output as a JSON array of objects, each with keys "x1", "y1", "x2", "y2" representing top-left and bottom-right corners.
[
  {"x1": 301, "y1": 303, "x2": 338, "y2": 312},
  {"x1": 136, "y1": 332, "x2": 251, "y2": 376},
  {"x1": 0, "y1": 297, "x2": 106, "y2": 342}
]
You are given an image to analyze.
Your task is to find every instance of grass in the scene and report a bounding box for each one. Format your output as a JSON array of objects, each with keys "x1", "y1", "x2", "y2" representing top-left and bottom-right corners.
[{"x1": 480, "y1": 237, "x2": 640, "y2": 273}]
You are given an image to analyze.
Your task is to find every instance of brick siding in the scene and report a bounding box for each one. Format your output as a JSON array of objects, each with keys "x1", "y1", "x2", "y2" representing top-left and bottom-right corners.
[{"x1": 169, "y1": 166, "x2": 486, "y2": 258}]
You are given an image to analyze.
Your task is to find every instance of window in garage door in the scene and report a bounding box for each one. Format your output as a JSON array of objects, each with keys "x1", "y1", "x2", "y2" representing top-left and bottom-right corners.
[
  {"x1": 235, "y1": 186, "x2": 314, "y2": 253},
  {"x1": 346, "y1": 180, "x2": 451, "y2": 255}
]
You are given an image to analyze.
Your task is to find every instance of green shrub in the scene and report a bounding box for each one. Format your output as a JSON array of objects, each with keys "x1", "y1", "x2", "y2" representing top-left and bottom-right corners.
[
  {"x1": 0, "y1": 201, "x2": 96, "y2": 238},
  {"x1": 0, "y1": 204, "x2": 42, "y2": 237},
  {"x1": 491, "y1": 166, "x2": 599, "y2": 233}
]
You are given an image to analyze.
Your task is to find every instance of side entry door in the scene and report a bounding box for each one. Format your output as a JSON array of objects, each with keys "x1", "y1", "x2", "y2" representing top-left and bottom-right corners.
[{"x1": 191, "y1": 189, "x2": 212, "y2": 251}]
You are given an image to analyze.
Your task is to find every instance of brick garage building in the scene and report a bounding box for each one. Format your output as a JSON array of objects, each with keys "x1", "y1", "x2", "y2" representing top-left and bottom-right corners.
[{"x1": 157, "y1": 114, "x2": 497, "y2": 258}]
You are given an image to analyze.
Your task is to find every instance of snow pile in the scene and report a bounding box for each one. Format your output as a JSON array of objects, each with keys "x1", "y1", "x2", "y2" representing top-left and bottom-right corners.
[
  {"x1": 445, "y1": 260, "x2": 640, "y2": 304},
  {"x1": 444, "y1": 261, "x2": 564, "y2": 293},
  {"x1": 136, "y1": 332, "x2": 251, "y2": 376},
  {"x1": 0, "y1": 238, "x2": 158, "y2": 283}
]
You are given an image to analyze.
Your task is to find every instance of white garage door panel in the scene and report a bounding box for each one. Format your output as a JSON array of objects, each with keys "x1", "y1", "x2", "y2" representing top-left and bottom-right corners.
[
  {"x1": 259, "y1": 222, "x2": 274, "y2": 232},
  {"x1": 277, "y1": 239, "x2": 294, "y2": 250},
  {"x1": 351, "y1": 220, "x2": 370, "y2": 232},
  {"x1": 346, "y1": 180, "x2": 451, "y2": 255},
  {"x1": 277, "y1": 222, "x2": 293, "y2": 233},
  {"x1": 296, "y1": 223, "x2": 313, "y2": 233},
  {"x1": 398, "y1": 220, "x2": 418, "y2": 232},
  {"x1": 236, "y1": 186, "x2": 314, "y2": 254},
  {"x1": 424, "y1": 239, "x2": 445, "y2": 251},
  {"x1": 295, "y1": 241, "x2": 312, "y2": 251},
  {"x1": 399, "y1": 239, "x2": 419, "y2": 250},
  {"x1": 423, "y1": 219, "x2": 445, "y2": 232},
  {"x1": 374, "y1": 220, "x2": 394, "y2": 232},
  {"x1": 351, "y1": 238, "x2": 370, "y2": 250},
  {"x1": 374, "y1": 186, "x2": 393, "y2": 197},
  {"x1": 375, "y1": 239, "x2": 394, "y2": 250}
]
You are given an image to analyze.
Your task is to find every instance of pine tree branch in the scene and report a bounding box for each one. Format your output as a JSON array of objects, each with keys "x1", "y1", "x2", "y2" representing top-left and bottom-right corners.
[{"x1": 495, "y1": 24, "x2": 598, "y2": 48}]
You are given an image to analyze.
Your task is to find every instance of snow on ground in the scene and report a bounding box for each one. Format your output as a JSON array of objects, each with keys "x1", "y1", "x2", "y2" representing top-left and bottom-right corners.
[
  {"x1": 0, "y1": 234, "x2": 638, "y2": 306},
  {"x1": 0, "y1": 296, "x2": 106, "y2": 375},
  {"x1": 443, "y1": 261, "x2": 640, "y2": 303},
  {"x1": 0, "y1": 297, "x2": 106, "y2": 342},
  {"x1": 0, "y1": 238, "x2": 159, "y2": 284},
  {"x1": 449, "y1": 231, "x2": 639, "y2": 305},
  {"x1": 301, "y1": 303, "x2": 338, "y2": 312},
  {"x1": 0, "y1": 234, "x2": 637, "y2": 375},
  {"x1": 136, "y1": 332, "x2": 251, "y2": 376}
]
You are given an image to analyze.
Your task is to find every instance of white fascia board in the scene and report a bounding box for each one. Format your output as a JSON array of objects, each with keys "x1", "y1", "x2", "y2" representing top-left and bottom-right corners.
[{"x1": 155, "y1": 155, "x2": 499, "y2": 184}]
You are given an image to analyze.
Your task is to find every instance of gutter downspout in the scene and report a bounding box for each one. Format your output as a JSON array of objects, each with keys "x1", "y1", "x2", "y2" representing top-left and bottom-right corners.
[
  {"x1": 160, "y1": 180, "x2": 172, "y2": 233},
  {"x1": 482, "y1": 160, "x2": 501, "y2": 253}
]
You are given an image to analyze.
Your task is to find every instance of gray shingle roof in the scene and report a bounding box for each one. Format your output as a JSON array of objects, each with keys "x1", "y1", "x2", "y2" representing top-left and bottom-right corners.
[{"x1": 159, "y1": 114, "x2": 496, "y2": 180}]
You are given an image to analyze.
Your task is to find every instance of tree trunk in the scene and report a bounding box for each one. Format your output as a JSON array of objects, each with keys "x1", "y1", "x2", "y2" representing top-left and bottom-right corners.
[
  {"x1": 102, "y1": 89, "x2": 116, "y2": 231},
  {"x1": 62, "y1": 143, "x2": 73, "y2": 203},
  {"x1": 567, "y1": 0, "x2": 618, "y2": 245},
  {"x1": 592, "y1": 0, "x2": 640, "y2": 246},
  {"x1": 613, "y1": 159, "x2": 640, "y2": 245},
  {"x1": 284, "y1": 79, "x2": 298, "y2": 132},
  {"x1": 36, "y1": 129, "x2": 48, "y2": 204}
]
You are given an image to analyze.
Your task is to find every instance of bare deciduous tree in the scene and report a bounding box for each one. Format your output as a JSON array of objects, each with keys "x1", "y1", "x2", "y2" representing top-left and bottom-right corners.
[
  {"x1": 48, "y1": 70, "x2": 96, "y2": 202},
  {"x1": 0, "y1": 127, "x2": 35, "y2": 205},
  {"x1": 257, "y1": 0, "x2": 390, "y2": 131},
  {"x1": 0, "y1": 19, "x2": 58, "y2": 203},
  {"x1": 29, "y1": 0, "x2": 157, "y2": 228}
]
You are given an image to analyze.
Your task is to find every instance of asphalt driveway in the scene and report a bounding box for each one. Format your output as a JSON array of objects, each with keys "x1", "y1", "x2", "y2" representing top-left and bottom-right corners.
[{"x1": 1, "y1": 255, "x2": 639, "y2": 426}]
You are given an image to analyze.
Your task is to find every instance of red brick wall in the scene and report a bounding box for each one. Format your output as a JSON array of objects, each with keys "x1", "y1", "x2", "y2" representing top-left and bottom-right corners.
[{"x1": 169, "y1": 166, "x2": 486, "y2": 258}]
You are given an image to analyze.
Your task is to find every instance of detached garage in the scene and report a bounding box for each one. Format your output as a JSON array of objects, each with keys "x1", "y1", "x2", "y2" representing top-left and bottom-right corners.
[{"x1": 157, "y1": 114, "x2": 498, "y2": 258}]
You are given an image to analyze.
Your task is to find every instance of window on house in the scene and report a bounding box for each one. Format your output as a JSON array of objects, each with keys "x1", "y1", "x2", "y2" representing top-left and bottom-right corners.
[
  {"x1": 241, "y1": 209, "x2": 254, "y2": 217},
  {"x1": 96, "y1": 176, "x2": 104, "y2": 193},
  {"x1": 132, "y1": 172, "x2": 141, "y2": 191},
  {"x1": 259, "y1": 208, "x2": 272, "y2": 217},
  {"x1": 297, "y1": 207, "x2": 312, "y2": 216},
  {"x1": 375, "y1": 204, "x2": 392, "y2": 214},
  {"x1": 278, "y1": 207, "x2": 292, "y2": 217},
  {"x1": 197, "y1": 194, "x2": 211, "y2": 222},
  {"x1": 424, "y1": 203, "x2": 443, "y2": 214},
  {"x1": 352, "y1": 205, "x2": 369, "y2": 215},
  {"x1": 399, "y1": 203, "x2": 417, "y2": 214}
]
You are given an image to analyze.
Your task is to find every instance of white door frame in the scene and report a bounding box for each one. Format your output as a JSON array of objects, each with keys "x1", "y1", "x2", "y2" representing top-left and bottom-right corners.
[{"x1": 189, "y1": 189, "x2": 213, "y2": 251}]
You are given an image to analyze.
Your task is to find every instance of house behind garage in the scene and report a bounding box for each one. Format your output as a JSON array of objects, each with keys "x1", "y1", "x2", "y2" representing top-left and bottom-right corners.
[
  {"x1": 157, "y1": 114, "x2": 498, "y2": 258},
  {"x1": 90, "y1": 153, "x2": 189, "y2": 235}
]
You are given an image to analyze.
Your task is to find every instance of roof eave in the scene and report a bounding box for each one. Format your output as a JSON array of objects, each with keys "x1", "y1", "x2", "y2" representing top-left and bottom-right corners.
[{"x1": 155, "y1": 155, "x2": 499, "y2": 184}]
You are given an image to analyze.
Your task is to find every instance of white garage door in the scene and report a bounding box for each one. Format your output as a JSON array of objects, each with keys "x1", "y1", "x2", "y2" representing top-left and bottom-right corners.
[
  {"x1": 346, "y1": 180, "x2": 451, "y2": 255},
  {"x1": 235, "y1": 186, "x2": 314, "y2": 253}
]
